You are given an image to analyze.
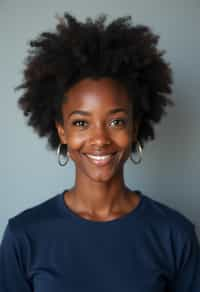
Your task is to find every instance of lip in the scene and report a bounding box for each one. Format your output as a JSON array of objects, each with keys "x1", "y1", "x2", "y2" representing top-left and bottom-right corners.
[
  {"x1": 84, "y1": 152, "x2": 116, "y2": 156},
  {"x1": 83, "y1": 152, "x2": 116, "y2": 166}
]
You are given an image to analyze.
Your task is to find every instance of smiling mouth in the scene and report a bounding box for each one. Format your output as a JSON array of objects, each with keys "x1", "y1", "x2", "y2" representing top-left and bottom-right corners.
[{"x1": 83, "y1": 153, "x2": 116, "y2": 166}]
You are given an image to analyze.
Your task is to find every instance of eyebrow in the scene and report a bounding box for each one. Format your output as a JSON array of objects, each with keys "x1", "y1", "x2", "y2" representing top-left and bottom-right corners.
[{"x1": 68, "y1": 108, "x2": 129, "y2": 118}]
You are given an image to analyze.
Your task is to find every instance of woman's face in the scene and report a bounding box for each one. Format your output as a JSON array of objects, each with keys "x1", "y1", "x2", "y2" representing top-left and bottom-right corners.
[{"x1": 56, "y1": 77, "x2": 139, "y2": 182}]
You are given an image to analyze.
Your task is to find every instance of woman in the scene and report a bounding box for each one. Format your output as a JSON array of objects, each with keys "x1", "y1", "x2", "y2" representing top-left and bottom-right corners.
[{"x1": 0, "y1": 13, "x2": 199, "y2": 291}]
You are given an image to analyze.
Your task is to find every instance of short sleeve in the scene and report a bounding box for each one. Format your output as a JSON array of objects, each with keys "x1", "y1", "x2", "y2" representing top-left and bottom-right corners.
[
  {"x1": 171, "y1": 224, "x2": 200, "y2": 291},
  {"x1": 0, "y1": 221, "x2": 32, "y2": 292}
]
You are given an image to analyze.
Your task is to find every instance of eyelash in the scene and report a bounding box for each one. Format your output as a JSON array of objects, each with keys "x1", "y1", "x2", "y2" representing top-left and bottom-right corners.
[
  {"x1": 71, "y1": 119, "x2": 127, "y2": 128},
  {"x1": 110, "y1": 119, "x2": 127, "y2": 127},
  {"x1": 72, "y1": 120, "x2": 88, "y2": 127}
]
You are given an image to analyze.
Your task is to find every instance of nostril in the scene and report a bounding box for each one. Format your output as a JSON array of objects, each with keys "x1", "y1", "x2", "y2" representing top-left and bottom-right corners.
[
  {"x1": 89, "y1": 136, "x2": 111, "y2": 146},
  {"x1": 88, "y1": 126, "x2": 112, "y2": 146},
  {"x1": 90, "y1": 138, "x2": 111, "y2": 146}
]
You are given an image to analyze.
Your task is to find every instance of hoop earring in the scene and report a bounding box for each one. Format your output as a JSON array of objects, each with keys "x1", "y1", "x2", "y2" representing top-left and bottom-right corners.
[
  {"x1": 130, "y1": 141, "x2": 143, "y2": 164},
  {"x1": 57, "y1": 143, "x2": 69, "y2": 166}
]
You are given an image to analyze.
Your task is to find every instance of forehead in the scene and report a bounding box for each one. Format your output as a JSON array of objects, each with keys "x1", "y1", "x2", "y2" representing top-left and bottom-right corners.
[{"x1": 62, "y1": 77, "x2": 131, "y2": 112}]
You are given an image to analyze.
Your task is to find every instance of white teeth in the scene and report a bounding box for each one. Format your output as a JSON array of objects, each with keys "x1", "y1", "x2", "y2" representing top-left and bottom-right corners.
[{"x1": 86, "y1": 154, "x2": 112, "y2": 160}]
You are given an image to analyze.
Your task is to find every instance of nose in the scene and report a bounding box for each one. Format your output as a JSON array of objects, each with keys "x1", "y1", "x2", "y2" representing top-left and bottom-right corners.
[{"x1": 89, "y1": 125, "x2": 111, "y2": 147}]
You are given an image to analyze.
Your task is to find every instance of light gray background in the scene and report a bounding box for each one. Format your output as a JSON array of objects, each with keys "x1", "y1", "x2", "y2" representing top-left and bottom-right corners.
[{"x1": 0, "y1": 0, "x2": 200, "y2": 240}]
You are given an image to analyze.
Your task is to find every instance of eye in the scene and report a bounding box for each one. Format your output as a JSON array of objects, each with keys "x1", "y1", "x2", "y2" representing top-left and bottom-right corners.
[
  {"x1": 72, "y1": 120, "x2": 88, "y2": 128},
  {"x1": 109, "y1": 119, "x2": 127, "y2": 128}
]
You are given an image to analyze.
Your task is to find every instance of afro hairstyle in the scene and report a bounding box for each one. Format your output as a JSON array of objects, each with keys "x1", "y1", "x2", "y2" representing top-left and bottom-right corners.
[{"x1": 16, "y1": 12, "x2": 174, "y2": 153}]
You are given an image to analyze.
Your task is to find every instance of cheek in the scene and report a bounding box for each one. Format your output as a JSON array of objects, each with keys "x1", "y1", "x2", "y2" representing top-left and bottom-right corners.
[
  {"x1": 111, "y1": 131, "x2": 132, "y2": 148},
  {"x1": 67, "y1": 134, "x2": 85, "y2": 150},
  {"x1": 65, "y1": 130, "x2": 87, "y2": 159},
  {"x1": 65, "y1": 128, "x2": 133, "y2": 152},
  {"x1": 66, "y1": 136, "x2": 83, "y2": 162}
]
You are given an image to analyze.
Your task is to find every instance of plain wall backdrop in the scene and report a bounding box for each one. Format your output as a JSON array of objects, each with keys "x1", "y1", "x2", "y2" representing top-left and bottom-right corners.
[{"x1": 0, "y1": 0, "x2": 200, "y2": 240}]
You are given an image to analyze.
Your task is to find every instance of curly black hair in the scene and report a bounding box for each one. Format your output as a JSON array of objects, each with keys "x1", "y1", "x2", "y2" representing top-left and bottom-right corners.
[{"x1": 16, "y1": 12, "x2": 174, "y2": 153}]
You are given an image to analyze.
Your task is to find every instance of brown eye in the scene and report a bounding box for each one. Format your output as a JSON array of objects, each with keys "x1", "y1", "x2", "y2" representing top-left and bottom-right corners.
[
  {"x1": 72, "y1": 120, "x2": 88, "y2": 128},
  {"x1": 110, "y1": 119, "x2": 127, "y2": 127}
]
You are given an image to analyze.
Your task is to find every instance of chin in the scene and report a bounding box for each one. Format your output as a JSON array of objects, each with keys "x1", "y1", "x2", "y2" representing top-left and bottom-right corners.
[{"x1": 86, "y1": 168, "x2": 123, "y2": 183}]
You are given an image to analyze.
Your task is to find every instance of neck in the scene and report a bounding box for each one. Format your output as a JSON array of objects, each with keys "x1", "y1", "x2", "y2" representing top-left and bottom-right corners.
[{"x1": 69, "y1": 168, "x2": 130, "y2": 215}]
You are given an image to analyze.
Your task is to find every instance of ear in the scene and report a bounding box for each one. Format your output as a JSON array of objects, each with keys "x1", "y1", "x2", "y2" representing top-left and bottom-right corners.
[{"x1": 55, "y1": 121, "x2": 67, "y2": 144}]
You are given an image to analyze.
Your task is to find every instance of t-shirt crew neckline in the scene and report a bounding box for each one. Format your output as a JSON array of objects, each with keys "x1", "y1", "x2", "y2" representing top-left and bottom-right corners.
[{"x1": 58, "y1": 189, "x2": 146, "y2": 225}]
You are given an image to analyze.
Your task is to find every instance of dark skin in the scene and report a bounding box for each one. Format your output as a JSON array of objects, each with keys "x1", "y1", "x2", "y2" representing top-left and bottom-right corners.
[{"x1": 55, "y1": 77, "x2": 141, "y2": 222}]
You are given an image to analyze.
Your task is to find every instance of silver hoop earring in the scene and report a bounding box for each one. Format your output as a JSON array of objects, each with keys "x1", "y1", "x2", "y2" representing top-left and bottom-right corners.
[
  {"x1": 57, "y1": 143, "x2": 69, "y2": 166},
  {"x1": 130, "y1": 142, "x2": 143, "y2": 164}
]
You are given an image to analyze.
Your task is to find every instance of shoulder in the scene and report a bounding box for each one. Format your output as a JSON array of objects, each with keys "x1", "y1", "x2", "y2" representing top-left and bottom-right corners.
[
  {"x1": 141, "y1": 192, "x2": 196, "y2": 239},
  {"x1": 7, "y1": 191, "x2": 62, "y2": 237}
]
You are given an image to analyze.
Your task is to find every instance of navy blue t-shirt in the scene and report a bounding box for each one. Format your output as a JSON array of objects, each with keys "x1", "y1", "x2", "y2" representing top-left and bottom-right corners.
[{"x1": 0, "y1": 190, "x2": 200, "y2": 291}]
